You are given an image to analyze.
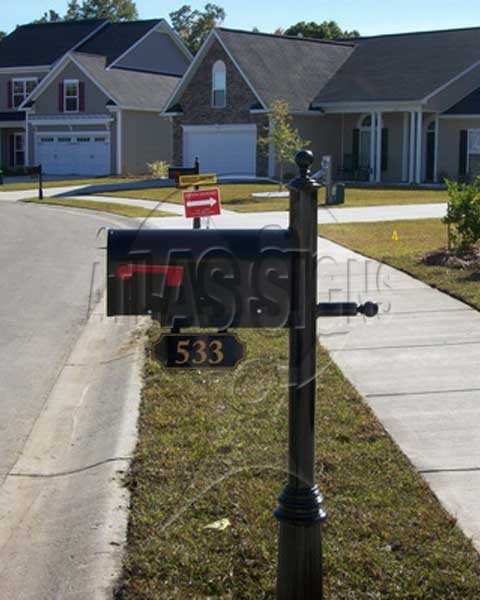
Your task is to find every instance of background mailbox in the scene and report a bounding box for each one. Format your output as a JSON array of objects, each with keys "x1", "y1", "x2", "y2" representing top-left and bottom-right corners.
[{"x1": 107, "y1": 229, "x2": 294, "y2": 329}]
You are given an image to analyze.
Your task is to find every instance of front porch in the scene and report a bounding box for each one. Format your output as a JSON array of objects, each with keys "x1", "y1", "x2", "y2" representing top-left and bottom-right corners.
[
  {"x1": 332, "y1": 109, "x2": 440, "y2": 185},
  {"x1": 0, "y1": 112, "x2": 26, "y2": 172}
]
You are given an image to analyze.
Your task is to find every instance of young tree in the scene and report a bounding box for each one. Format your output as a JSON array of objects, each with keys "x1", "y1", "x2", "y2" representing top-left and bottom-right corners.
[
  {"x1": 258, "y1": 100, "x2": 310, "y2": 188},
  {"x1": 284, "y1": 20, "x2": 359, "y2": 40},
  {"x1": 170, "y1": 3, "x2": 225, "y2": 53}
]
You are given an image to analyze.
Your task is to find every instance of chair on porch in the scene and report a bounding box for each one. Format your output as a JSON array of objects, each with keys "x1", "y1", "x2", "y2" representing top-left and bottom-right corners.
[{"x1": 337, "y1": 154, "x2": 371, "y2": 182}]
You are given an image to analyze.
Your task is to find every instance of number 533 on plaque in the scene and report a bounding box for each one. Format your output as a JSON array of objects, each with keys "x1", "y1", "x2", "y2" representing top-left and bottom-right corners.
[{"x1": 154, "y1": 333, "x2": 245, "y2": 369}]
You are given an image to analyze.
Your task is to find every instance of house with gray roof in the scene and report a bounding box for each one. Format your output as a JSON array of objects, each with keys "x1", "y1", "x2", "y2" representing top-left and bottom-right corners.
[
  {"x1": 164, "y1": 26, "x2": 480, "y2": 183},
  {"x1": 0, "y1": 18, "x2": 191, "y2": 175}
]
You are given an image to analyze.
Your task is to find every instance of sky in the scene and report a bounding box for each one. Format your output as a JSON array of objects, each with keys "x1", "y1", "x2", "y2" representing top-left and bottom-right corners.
[{"x1": 2, "y1": 0, "x2": 480, "y2": 36}]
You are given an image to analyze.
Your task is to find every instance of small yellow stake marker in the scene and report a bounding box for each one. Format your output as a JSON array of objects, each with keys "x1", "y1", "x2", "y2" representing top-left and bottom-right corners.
[{"x1": 392, "y1": 230, "x2": 399, "y2": 241}]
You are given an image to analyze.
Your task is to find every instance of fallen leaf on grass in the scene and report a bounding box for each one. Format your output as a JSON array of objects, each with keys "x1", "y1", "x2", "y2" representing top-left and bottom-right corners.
[{"x1": 203, "y1": 518, "x2": 231, "y2": 532}]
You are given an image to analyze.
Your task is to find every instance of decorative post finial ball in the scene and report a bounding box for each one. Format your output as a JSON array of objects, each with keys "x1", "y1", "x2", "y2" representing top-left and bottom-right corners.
[{"x1": 295, "y1": 149, "x2": 314, "y2": 171}]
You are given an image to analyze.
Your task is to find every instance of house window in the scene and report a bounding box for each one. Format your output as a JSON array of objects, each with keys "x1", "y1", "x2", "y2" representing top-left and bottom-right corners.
[
  {"x1": 212, "y1": 61, "x2": 226, "y2": 108},
  {"x1": 64, "y1": 80, "x2": 79, "y2": 113},
  {"x1": 13, "y1": 133, "x2": 25, "y2": 167},
  {"x1": 12, "y1": 78, "x2": 37, "y2": 108}
]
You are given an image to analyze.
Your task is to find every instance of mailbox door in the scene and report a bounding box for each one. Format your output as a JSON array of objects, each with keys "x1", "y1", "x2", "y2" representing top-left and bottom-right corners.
[{"x1": 107, "y1": 229, "x2": 294, "y2": 329}]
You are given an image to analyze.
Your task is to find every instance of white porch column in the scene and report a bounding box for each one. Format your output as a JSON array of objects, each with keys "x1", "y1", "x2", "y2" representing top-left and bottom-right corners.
[
  {"x1": 409, "y1": 111, "x2": 416, "y2": 183},
  {"x1": 116, "y1": 109, "x2": 122, "y2": 175},
  {"x1": 415, "y1": 109, "x2": 423, "y2": 183},
  {"x1": 24, "y1": 111, "x2": 29, "y2": 168},
  {"x1": 375, "y1": 111, "x2": 383, "y2": 183},
  {"x1": 434, "y1": 114, "x2": 440, "y2": 183},
  {"x1": 402, "y1": 112, "x2": 409, "y2": 182},
  {"x1": 369, "y1": 111, "x2": 376, "y2": 182}
]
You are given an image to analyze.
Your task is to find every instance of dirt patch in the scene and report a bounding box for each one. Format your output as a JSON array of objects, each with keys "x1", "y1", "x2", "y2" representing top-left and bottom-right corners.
[{"x1": 421, "y1": 247, "x2": 480, "y2": 270}]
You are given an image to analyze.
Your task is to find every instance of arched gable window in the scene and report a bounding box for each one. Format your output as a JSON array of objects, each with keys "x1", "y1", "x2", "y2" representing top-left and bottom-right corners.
[{"x1": 212, "y1": 60, "x2": 226, "y2": 108}]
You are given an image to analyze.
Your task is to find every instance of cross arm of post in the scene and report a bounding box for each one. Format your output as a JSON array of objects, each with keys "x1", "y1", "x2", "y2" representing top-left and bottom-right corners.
[{"x1": 316, "y1": 301, "x2": 379, "y2": 318}]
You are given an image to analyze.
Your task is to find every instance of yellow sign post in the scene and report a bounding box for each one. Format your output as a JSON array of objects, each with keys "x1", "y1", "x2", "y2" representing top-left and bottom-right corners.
[{"x1": 178, "y1": 173, "x2": 217, "y2": 188}]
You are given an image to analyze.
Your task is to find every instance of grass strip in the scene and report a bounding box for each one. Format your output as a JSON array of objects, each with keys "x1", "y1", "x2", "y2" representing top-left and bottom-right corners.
[
  {"x1": 22, "y1": 197, "x2": 174, "y2": 219},
  {"x1": 320, "y1": 218, "x2": 480, "y2": 312},
  {"x1": 0, "y1": 176, "x2": 142, "y2": 191},
  {"x1": 117, "y1": 325, "x2": 480, "y2": 599}
]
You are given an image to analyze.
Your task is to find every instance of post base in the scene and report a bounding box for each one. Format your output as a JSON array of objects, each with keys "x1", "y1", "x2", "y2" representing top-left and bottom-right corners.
[
  {"x1": 275, "y1": 485, "x2": 326, "y2": 600},
  {"x1": 276, "y1": 520, "x2": 324, "y2": 600},
  {"x1": 274, "y1": 484, "x2": 327, "y2": 524}
]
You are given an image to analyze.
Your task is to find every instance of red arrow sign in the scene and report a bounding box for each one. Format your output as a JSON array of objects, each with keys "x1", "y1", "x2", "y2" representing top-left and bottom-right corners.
[{"x1": 184, "y1": 188, "x2": 222, "y2": 218}]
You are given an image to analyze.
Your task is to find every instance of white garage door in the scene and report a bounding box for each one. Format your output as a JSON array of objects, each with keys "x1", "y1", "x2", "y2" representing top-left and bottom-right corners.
[
  {"x1": 36, "y1": 134, "x2": 111, "y2": 176},
  {"x1": 183, "y1": 125, "x2": 257, "y2": 178}
]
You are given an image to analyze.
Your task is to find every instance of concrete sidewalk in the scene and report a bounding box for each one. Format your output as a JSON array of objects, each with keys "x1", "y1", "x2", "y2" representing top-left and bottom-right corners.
[
  {"x1": 315, "y1": 237, "x2": 480, "y2": 551},
  {"x1": 0, "y1": 184, "x2": 447, "y2": 224}
]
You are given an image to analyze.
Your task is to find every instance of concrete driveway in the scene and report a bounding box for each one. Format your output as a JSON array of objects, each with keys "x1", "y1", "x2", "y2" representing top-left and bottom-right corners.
[{"x1": 0, "y1": 202, "x2": 143, "y2": 599}]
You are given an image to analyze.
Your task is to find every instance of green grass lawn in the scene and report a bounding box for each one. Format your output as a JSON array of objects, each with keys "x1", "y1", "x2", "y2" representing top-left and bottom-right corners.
[
  {"x1": 100, "y1": 183, "x2": 448, "y2": 213},
  {"x1": 23, "y1": 197, "x2": 174, "y2": 219},
  {"x1": 344, "y1": 187, "x2": 448, "y2": 207},
  {"x1": 117, "y1": 325, "x2": 480, "y2": 599},
  {"x1": 0, "y1": 176, "x2": 143, "y2": 192},
  {"x1": 320, "y1": 218, "x2": 480, "y2": 311}
]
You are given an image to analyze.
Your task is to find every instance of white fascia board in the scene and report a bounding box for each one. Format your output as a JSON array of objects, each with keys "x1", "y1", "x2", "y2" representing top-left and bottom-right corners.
[
  {"x1": 18, "y1": 55, "x2": 72, "y2": 108},
  {"x1": 69, "y1": 54, "x2": 117, "y2": 102},
  {"x1": 182, "y1": 124, "x2": 257, "y2": 133},
  {"x1": 0, "y1": 65, "x2": 50, "y2": 74},
  {"x1": 321, "y1": 102, "x2": 423, "y2": 114},
  {"x1": 439, "y1": 114, "x2": 480, "y2": 120},
  {"x1": 422, "y1": 58, "x2": 480, "y2": 104},
  {"x1": 160, "y1": 29, "x2": 217, "y2": 116},
  {"x1": 108, "y1": 21, "x2": 164, "y2": 70},
  {"x1": 30, "y1": 115, "x2": 113, "y2": 126},
  {"x1": 19, "y1": 52, "x2": 117, "y2": 110},
  {"x1": 213, "y1": 30, "x2": 267, "y2": 109}
]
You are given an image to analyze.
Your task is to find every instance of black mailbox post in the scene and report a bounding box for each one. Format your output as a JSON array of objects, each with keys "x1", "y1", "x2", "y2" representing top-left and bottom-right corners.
[{"x1": 107, "y1": 150, "x2": 378, "y2": 599}]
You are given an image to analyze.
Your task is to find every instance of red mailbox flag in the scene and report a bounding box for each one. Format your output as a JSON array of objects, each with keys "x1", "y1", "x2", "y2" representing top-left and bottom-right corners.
[{"x1": 183, "y1": 188, "x2": 222, "y2": 218}]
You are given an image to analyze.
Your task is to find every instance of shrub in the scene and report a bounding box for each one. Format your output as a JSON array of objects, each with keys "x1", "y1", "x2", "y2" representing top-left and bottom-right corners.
[
  {"x1": 147, "y1": 160, "x2": 170, "y2": 178},
  {"x1": 444, "y1": 178, "x2": 480, "y2": 251}
]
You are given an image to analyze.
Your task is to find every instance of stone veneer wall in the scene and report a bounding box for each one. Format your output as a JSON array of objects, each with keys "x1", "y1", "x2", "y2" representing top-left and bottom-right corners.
[{"x1": 171, "y1": 38, "x2": 269, "y2": 176}]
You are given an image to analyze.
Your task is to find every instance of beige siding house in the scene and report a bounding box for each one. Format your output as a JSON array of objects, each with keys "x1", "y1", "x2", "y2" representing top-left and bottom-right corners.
[
  {"x1": 0, "y1": 18, "x2": 191, "y2": 176},
  {"x1": 165, "y1": 26, "x2": 480, "y2": 184}
]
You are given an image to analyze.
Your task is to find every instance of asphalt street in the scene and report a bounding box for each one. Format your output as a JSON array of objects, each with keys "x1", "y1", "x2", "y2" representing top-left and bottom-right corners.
[
  {"x1": 0, "y1": 202, "x2": 142, "y2": 599},
  {"x1": 0, "y1": 202, "x2": 124, "y2": 481}
]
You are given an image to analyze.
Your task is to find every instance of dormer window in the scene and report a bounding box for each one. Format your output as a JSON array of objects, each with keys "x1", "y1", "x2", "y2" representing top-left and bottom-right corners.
[
  {"x1": 12, "y1": 78, "x2": 38, "y2": 108},
  {"x1": 64, "y1": 79, "x2": 80, "y2": 113},
  {"x1": 212, "y1": 61, "x2": 226, "y2": 108}
]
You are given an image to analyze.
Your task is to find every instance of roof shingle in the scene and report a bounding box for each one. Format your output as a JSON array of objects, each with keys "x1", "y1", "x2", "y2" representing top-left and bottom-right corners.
[
  {"x1": 216, "y1": 28, "x2": 354, "y2": 111},
  {"x1": 314, "y1": 27, "x2": 480, "y2": 104},
  {"x1": 0, "y1": 20, "x2": 107, "y2": 68},
  {"x1": 77, "y1": 20, "x2": 161, "y2": 66},
  {"x1": 72, "y1": 52, "x2": 180, "y2": 110}
]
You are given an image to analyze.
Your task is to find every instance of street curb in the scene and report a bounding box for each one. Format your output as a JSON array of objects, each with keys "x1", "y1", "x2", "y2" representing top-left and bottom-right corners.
[{"x1": 0, "y1": 296, "x2": 147, "y2": 599}]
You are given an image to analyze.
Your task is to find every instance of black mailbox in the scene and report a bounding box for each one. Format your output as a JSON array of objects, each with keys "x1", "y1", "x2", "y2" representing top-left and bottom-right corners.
[{"x1": 107, "y1": 229, "x2": 294, "y2": 329}]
